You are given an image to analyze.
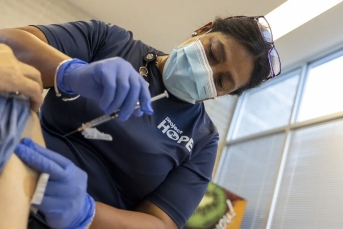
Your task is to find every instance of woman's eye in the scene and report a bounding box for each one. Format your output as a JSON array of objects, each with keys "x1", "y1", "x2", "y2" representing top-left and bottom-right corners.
[
  {"x1": 209, "y1": 46, "x2": 217, "y2": 63},
  {"x1": 217, "y1": 75, "x2": 224, "y2": 89}
]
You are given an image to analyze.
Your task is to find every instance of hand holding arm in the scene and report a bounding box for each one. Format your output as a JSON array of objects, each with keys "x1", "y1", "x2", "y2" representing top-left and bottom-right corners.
[
  {"x1": 0, "y1": 44, "x2": 43, "y2": 111},
  {"x1": 15, "y1": 138, "x2": 95, "y2": 229}
]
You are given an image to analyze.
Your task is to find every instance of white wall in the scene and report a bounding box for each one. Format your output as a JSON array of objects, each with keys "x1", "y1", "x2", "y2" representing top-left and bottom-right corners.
[{"x1": 0, "y1": 0, "x2": 93, "y2": 28}]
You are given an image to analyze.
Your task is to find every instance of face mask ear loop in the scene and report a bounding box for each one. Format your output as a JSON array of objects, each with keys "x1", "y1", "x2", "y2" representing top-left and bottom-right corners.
[
  {"x1": 195, "y1": 28, "x2": 217, "y2": 101},
  {"x1": 195, "y1": 29, "x2": 213, "y2": 42}
]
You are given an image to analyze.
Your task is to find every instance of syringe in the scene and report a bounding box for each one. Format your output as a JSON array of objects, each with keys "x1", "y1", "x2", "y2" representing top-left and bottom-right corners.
[{"x1": 63, "y1": 90, "x2": 169, "y2": 137}]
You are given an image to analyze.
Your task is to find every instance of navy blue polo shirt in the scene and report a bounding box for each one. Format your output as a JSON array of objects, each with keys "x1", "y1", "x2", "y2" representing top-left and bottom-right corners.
[{"x1": 35, "y1": 20, "x2": 219, "y2": 228}]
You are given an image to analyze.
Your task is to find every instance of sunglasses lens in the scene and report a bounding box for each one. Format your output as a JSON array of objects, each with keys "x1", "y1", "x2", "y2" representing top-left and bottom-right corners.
[
  {"x1": 226, "y1": 16, "x2": 281, "y2": 81},
  {"x1": 269, "y1": 48, "x2": 281, "y2": 76},
  {"x1": 257, "y1": 17, "x2": 273, "y2": 43}
]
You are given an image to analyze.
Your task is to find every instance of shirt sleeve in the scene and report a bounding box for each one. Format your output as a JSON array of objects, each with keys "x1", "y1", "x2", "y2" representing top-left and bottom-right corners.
[
  {"x1": 34, "y1": 20, "x2": 133, "y2": 62},
  {"x1": 147, "y1": 136, "x2": 219, "y2": 229},
  {"x1": 0, "y1": 93, "x2": 30, "y2": 172}
]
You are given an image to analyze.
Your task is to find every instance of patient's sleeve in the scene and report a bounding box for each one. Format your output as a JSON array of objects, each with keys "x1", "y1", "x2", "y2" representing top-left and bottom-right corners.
[{"x1": 0, "y1": 96, "x2": 44, "y2": 229}]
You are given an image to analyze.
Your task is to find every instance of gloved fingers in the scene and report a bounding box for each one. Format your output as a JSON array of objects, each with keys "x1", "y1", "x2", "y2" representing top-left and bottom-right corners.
[
  {"x1": 44, "y1": 181, "x2": 84, "y2": 197},
  {"x1": 34, "y1": 196, "x2": 72, "y2": 218},
  {"x1": 39, "y1": 194, "x2": 85, "y2": 217},
  {"x1": 99, "y1": 69, "x2": 116, "y2": 113},
  {"x1": 14, "y1": 142, "x2": 66, "y2": 180},
  {"x1": 117, "y1": 73, "x2": 141, "y2": 121},
  {"x1": 138, "y1": 76, "x2": 154, "y2": 115},
  {"x1": 36, "y1": 195, "x2": 85, "y2": 229},
  {"x1": 44, "y1": 167, "x2": 87, "y2": 195},
  {"x1": 20, "y1": 138, "x2": 72, "y2": 169},
  {"x1": 105, "y1": 70, "x2": 130, "y2": 115},
  {"x1": 133, "y1": 108, "x2": 144, "y2": 117}
]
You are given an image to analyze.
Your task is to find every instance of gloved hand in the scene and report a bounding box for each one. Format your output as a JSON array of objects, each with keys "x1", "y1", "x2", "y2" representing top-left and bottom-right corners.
[
  {"x1": 15, "y1": 138, "x2": 95, "y2": 229},
  {"x1": 56, "y1": 57, "x2": 154, "y2": 121}
]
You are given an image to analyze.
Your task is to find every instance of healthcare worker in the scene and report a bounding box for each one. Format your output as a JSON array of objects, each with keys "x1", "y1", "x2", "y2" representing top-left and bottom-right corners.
[{"x1": 0, "y1": 15, "x2": 280, "y2": 229}]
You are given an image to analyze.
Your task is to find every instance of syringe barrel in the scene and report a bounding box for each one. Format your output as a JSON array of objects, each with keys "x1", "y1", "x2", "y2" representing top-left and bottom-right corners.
[
  {"x1": 88, "y1": 114, "x2": 113, "y2": 127},
  {"x1": 82, "y1": 91, "x2": 168, "y2": 129}
]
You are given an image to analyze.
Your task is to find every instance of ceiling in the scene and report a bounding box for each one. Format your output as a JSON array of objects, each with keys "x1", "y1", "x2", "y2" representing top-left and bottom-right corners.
[{"x1": 67, "y1": 0, "x2": 343, "y2": 73}]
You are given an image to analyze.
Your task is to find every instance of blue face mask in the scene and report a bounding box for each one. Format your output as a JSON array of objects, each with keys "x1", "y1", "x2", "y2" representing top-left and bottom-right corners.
[{"x1": 162, "y1": 39, "x2": 217, "y2": 104}]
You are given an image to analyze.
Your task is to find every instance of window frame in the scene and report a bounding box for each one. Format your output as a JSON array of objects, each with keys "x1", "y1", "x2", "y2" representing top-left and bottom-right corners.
[
  {"x1": 225, "y1": 69, "x2": 302, "y2": 142},
  {"x1": 294, "y1": 48, "x2": 343, "y2": 122},
  {"x1": 214, "y1": 46, "x2": 343, "y2": 229}
]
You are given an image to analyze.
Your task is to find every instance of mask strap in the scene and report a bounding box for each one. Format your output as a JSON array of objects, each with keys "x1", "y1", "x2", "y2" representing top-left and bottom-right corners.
[
  {"x1": 195, "y1": 29, "x2": 218, "y2": 100},
  {"x1": 195, "y1": 29, "x2": 213, "y2": 42}
]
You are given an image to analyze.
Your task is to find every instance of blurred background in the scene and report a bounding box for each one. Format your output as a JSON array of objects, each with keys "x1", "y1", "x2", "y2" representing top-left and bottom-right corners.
[{"x1": 1, "y1": 0, "x2": 343, "y2": 228}]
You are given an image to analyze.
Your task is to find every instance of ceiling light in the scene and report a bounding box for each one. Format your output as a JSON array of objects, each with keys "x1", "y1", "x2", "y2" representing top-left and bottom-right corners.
[{"x1": 265, "y1": 0, "x2": 343, "y2": 41}]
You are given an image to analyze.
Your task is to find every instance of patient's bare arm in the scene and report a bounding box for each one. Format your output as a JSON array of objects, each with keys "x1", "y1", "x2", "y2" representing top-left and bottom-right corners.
[{"x1": 0, "y1": 111, "x2": 44, "y2": 229}]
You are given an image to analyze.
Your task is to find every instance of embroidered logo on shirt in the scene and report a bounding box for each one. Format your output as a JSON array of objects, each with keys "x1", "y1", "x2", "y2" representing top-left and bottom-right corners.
[
  {"x1": 81, "y1": 127, "x2": 113, "y2": 141},
  {"x1": 157, "y1": 117, "x2": 193, "y2": 152}
]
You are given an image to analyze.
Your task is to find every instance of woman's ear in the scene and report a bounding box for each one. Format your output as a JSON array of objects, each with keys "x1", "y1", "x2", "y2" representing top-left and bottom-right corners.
[{"x1": 192, "y1": 22, "x2": 213, "y2": 37}]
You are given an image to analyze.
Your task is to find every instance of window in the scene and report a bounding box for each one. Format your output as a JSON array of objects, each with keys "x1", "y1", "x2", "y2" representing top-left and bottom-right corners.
[
  {"x1": 215, "y1": 48, "x2": 343, "y2": 229},
  {"x1": 216, "y1": 134, "x2": 285, "y2": 229},
  {"x1": 297, "y1": 51, "x2": 343, "y2": 122},
  {"x1": 230, "y1": 73, "x2": 299, "y2": 139},
  {"x1": 271, "y1": 118, "x2": 343, "y2": 229}
]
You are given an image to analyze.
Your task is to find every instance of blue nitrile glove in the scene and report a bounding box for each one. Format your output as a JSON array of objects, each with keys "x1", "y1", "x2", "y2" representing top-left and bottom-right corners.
[
  {"x1": 14, "y1": 138, "x2": 95, "y2": 229},
  {"x1": 57, "y1": 57, "x2": 154, "y2": 121}
]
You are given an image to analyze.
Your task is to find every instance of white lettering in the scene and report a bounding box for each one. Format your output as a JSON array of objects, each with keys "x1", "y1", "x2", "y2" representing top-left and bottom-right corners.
[
  {"x1": 177, "y1": 135, "x2": 189, "y2": 144},
  {"x1": 166, "y1": 130, "x2": 179, "y2": 140},
  {"x1": 157, "y1": 117, "x2": 193, "y2": 152},
  {"x1": 214, "y1": 199, "x2": 236, "y2": 229},
  {"x1": 164, "y1": 117, "x2": 182, "y2": 134},
  {"x1": 186, "y1": 138, "x2": 193, "y2": 152},
  {"x1": 157, "y1": 120, "x2": 170, "y2": 133}
]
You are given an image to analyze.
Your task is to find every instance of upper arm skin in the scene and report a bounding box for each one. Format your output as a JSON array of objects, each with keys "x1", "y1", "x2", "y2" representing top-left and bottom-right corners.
[
  {"x1": 136, "y1": 200, "x2": 178, "y2": 229},
  {"x1": 17, "y1": 26, "x2": 49, "y2": 44},
  {"x1": 0, "y1": 111, "x2": 44, "y2": 228},
  {"x1": 0, "y1": 26, "x2": 70, "y2": 88}
]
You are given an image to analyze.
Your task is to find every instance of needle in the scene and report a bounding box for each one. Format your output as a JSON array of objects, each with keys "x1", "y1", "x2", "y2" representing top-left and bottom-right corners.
[{"x1": 63, "y1": 91, "x2": 169, "y2": 137}]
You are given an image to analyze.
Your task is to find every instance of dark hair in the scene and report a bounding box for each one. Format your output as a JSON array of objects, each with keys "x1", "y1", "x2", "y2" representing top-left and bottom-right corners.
[{"x1": 210, "y1": 16, "x2": 272, "y2": 96}]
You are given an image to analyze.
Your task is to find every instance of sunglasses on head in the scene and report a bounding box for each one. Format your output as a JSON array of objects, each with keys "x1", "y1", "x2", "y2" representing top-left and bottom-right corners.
[{"x1": 224, "y1": 16, "x2": 281, "y2": 81}]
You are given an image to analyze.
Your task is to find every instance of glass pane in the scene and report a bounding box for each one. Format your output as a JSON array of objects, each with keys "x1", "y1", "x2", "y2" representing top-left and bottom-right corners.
[
  {"x1": 233, "y1": 75, "x2": 299, "y2": 139},
  {"x1": 297, "y1": 54, "x2": 343, "y2": 122},
  {"x1": 271, "y1": 118, "x2": 343, "y2": 229},
  {"x1": 216, "y1": 133, "x2": 285, "y2": 229},
  {"x1": 204, "y1": 96, "x2": 237, "y2": 141}
]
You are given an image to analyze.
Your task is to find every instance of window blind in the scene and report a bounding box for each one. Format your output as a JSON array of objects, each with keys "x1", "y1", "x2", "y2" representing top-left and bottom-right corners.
[
  {"x1": 270, "y1": 118, "x2": 343, "y2": 229},
  {"x1": 216, "y1": 133, "x2": 285, "y2": 229}
]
